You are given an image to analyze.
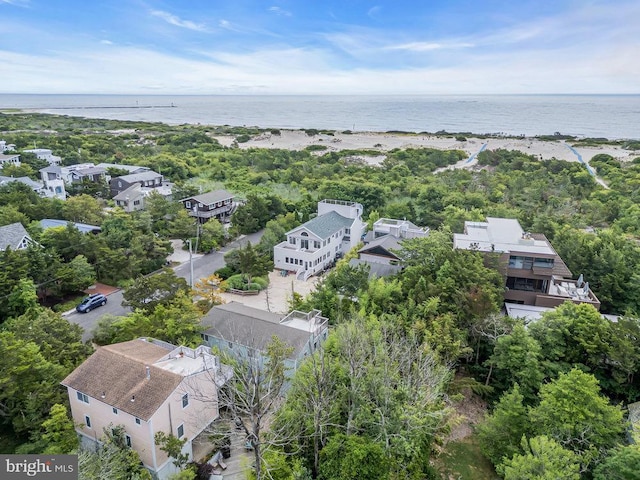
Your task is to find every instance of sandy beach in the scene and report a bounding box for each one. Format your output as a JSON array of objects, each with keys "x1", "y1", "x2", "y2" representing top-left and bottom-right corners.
[{"x1": 212, "y1": 130, "x2": 638, "y2": 166}]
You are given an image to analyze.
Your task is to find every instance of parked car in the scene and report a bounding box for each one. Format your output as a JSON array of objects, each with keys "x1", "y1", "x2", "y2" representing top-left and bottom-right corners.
[{"x1": 76, "y1": 293, "x2": 107, "y2": 313}]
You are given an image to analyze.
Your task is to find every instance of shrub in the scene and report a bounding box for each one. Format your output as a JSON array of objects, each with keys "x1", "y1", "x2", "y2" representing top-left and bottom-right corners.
[
  {"x1": 214, "y1": 266, "x2": 236, "y2": 280},
  {"x1": 236, "y1": 134, "x2": 251, "y2": 143}
]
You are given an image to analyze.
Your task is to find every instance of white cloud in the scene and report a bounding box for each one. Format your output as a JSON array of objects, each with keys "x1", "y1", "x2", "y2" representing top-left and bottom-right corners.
[
  {"x1": 268, "y1": 6, "x2": 292, "y2": 17},
  {"x1": 100, "y1": 40, "x2": 114, "y2": 45},
  {"x1": 367, "y1": 6, "x2": 381, "y2": 18},
  {"x1": 150, "y1": 10, "x2": 208, "y2": 32},
  {"x1": 0, "y1": 39, "x2": 638, "y2": 95},
  {"x1": 386, "y1": 41, "x2": 475, "y2": 52},
  {"x1": 0, "y1": 0, "x2": 29, "y2": 5}
]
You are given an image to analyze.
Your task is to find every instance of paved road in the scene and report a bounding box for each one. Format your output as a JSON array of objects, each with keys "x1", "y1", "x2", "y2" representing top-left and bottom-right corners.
[{"x1": 67, "y1": 231, "x2": 265, "y2": 341}]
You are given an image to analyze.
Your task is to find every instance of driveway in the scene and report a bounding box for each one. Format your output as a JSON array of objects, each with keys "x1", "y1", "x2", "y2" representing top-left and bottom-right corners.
[{"x1": 66, "y1": 230, "x2": 265, "y2": 341}]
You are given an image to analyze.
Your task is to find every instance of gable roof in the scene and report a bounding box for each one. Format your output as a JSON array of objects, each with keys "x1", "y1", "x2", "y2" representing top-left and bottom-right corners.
[
  {"x1": 0, "y1": 222, "x2": 32, "y2": 250},
  {"x1": 184, "y1": 190, "x2": 234, "y2": 205},
  {"x1": 290, "y1": 210, "x2": 354, "y2": 240},
  {"x1": 96, "y1": 163, "x2": 150, "y2": 173},
  {"x1": 0, "y1": 176, "x2": 44, "y2": 190},
  {"x1": 349, "y1": 258, "x2": 402, "y2": 278},
  {"x1": 359, "y1": 234, "x2": 402, "y2": 258},
  {"x1": 40, "y1": 165, "x2": 62, "y2": 175},
  {"x1": 201, "y1": 302, "x2": 312, "y2": 358},
  {"x1": 115, "y1": 170, "x2": 162, "y2": 183},
  {"x1": 71, "y1": 167, "x2": 106, "y2": 177},
  {"x1": 61, "y1": 339, "x2": 181, "y2": 421},
  {"x1": 113, "y1": 183, "x2": 144, "y2": 201},
  {"x1": 0, "y1": 153, "x2": 20, "y2": 161}
]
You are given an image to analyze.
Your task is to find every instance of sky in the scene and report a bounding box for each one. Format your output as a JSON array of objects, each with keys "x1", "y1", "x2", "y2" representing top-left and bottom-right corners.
[{"x1": 0, "y1": 0, "x2": 638, "y2": 95}]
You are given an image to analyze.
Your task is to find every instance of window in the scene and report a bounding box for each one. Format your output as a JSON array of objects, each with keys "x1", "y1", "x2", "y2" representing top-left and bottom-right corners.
[
  {"x1": 314, "y1": 241, "x2": 320, "y2": 249},
  {"x1": 289, "y1": 237, "x2": 295, "y2": 245},
  {"x1": 125, "y1": 434, "x2": 132, "y2": 448},
  {"x1": 135, "y1": 417, "x2": 141, "y2": 425},
  {"x1": 182, "y1": 393, "x2": 189, "y2": 408},
  {"x1": 533, "y1": 258, "x2": 554, "y2": 268},
  {"x1": 77, "y1": 392, "x2": 89, "y2": 404},
  {"x1": 118, "y1": 181, "x2": 122, "y2": 187},
  {"x1": 185, "y1": 201, "x2": 191, "y2": 208},
  {"x1": 508, "y1": 256, "x2": 534, "y2": 269},
  {"x1": 228, "y1": 341, "x2": 233, "y2": 349},
  {"x1": 301, "y1": 239, "x2": 309, "y2": 249},
  {"x1": 177, "y1": 424, "x2": 184, "y2": 438},
  {"x1": 113, "y1": 407, "x2": 118, "y2": 415},
  {"x1": 133, "y1": 200, "x2": 140, "y2": 205},
  {"x1": 202, "y1": 334, "x2": 209, "y2": 342},
  {"x1": 84, "y1": 415, "x2": 91, "y2": 428}
]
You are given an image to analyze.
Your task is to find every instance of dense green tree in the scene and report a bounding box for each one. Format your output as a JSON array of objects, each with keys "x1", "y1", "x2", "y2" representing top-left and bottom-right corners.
[
  {"x1": 3, "y1": 307, "x2": 91, "y2": 369},
  {"x1": 318, "y1": 434, "x2": 388, "y2": 480},
  {"x1": 63, "y1": 194, "x2": 104, "y2": 225},
  {"x1": 487, "y1": 323, "x2": 544, "y2": 401},
  {"x1": 593, "y1": 445, "x2": 640, "y2": 480},
  {"x1": 477, "y1": 384, "x2": 530, "y2": 466},
  {"x1": 0, "y1": 332, "x2": 66, "y2": 438},
  {"x1": 122, "y1": 269, "x2": 190, "y2": 312},
  {"x1": 529, "y1": 369, "x2": 625, "y2": 469},
  {"x1": 78, "y1": 425, "x2": 151, "y2": 480},
  {"x1": 500, "y1": 435, "x2": 580, "y2": 480}
]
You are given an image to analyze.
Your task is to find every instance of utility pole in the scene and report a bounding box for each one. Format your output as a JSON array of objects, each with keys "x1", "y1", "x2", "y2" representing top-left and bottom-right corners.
[{"x1": 188, "y1": 239, "x2": 194, "y2": 287}]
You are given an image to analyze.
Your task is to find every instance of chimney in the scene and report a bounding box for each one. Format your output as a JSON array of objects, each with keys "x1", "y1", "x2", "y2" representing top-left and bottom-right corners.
[{"x1": 146, "y1": 366, "x2": 150, "y2": 380}]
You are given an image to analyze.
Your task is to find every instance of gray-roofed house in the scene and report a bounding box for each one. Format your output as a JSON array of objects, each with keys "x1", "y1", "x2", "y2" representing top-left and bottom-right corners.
[
  {"x1": 40, "y1": 219, "x2": 101, "y2": 234},
  {"x1": 348, "y1": 217, "x2": 430, "y2": 278},
  {"x1": 201, "y1": 302, "x2": 329, "y2": 375},
  {"x1": 0, "y1": 175, "x2": 46, "y2": 196},
  {"x1": 273, "y1": 199, "x2": 367, "y2": 280},
  {"x1": 96, "y1": 162, "x2": 151, "y2": 175},
  {"x1": 113, "y1": 184, "x2": 146, "y2": 212},
  {"x1": 0, "y1": 222, "x2": 36, "y2": 251},
  {"x1": 61, "y1": 338, "x2": 232, "y2": 480},
  {"x1": 180, "y1": 190, "x2": 235, "y2": 224},
  {"x1": 110, "y1": 170, "x2": 164, "y2": 197},
  {"x1": 454, "y1": 217, "x2": 601, "y2": 310}
]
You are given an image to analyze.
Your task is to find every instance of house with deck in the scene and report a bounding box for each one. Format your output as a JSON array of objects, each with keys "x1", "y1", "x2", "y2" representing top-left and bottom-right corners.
[
  {"x1": 273, "y1": 199, "x2": 366, "y2": 280},
  {"x1": 179, "y1": 190, "x2": 235, "y2": 224},
  {"x1": 109, "y1": 170, "x2": 164, "y2": 198},
  {"x1": 40, "y1": 165, "x2": 67, "y2": 199},
  {"x1": 200, "y1": 302, "x2": 329, "y2": 375},
  {"x1": 61, "y1": 338, "x2": 232, "y2": 480},
  {"x1": 454, "y1": 217, "x2": 600, "y2": 310}
]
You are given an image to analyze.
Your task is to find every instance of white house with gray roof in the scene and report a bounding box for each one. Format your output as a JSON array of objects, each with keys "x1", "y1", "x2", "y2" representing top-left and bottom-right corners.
[
  {"x1": 273, "y1": 199, "x2": 366, "y2": 280},
  {"x1": 109, "y1": 170, "x2": 164, "y2": 197},
  {"x1": 0, "y1": 222, "x2": 36, "y2": 251}
]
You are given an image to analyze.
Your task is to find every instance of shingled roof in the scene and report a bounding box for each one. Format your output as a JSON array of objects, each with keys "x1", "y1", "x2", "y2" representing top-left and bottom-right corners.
[
  {"x1": 184, "y1": 189, "x2": 234, "y2": 205},
  {"x1": 202, "y1": 302, "x2": 312, "y2": 358},
  {"x1": 0, "y1": 222, "x2": 32, "y2": 251},
  {"x1": 61, "y1": 339, "x2": 181, "y2": 421},
  {"x1": 291, "y1": 210, "x2": 354, "y2": 240}
]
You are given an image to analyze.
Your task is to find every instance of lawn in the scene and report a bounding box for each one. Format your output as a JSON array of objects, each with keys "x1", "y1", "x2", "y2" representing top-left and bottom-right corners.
[{"x1": 436, "y1": 435, "x2": 499, "y2": 480}]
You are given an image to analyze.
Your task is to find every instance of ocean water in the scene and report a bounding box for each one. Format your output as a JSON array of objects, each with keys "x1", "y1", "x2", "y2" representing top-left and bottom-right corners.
[{"x1": 1, "y1": 94, "x2": 638, "y2": 139}]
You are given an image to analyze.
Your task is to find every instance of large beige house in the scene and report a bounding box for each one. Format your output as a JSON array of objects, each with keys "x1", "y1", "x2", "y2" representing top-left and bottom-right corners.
[
  {"x1": 62, "y1": 339, "x2": 231, "y2": 479},
  {"x1": 454, "y1": 217, "x2": 600, "y2": 310}
]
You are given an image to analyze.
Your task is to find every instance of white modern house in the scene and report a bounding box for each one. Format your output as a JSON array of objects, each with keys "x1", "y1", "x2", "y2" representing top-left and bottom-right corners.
[
  {"x1": 62, "y1": 338, "x2": 232, "y2": 480},
  {"x1": 24, "y1": 148, "x2": 62, "y2": 166},
  {"x1": 273, "y1": 199, "x2": 366, "y2": 280},
  {"x1": 0, "y1": 152, "x2": 20, "y2": 168},
  {"x1": 40, "y1": 165, "x2": 67, "y2": 199}
]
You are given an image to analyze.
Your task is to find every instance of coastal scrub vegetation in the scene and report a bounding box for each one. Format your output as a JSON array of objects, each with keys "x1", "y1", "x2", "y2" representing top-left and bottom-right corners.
[{"x1": 2, "y1": 113, "x2": 640, "y2": 478}]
